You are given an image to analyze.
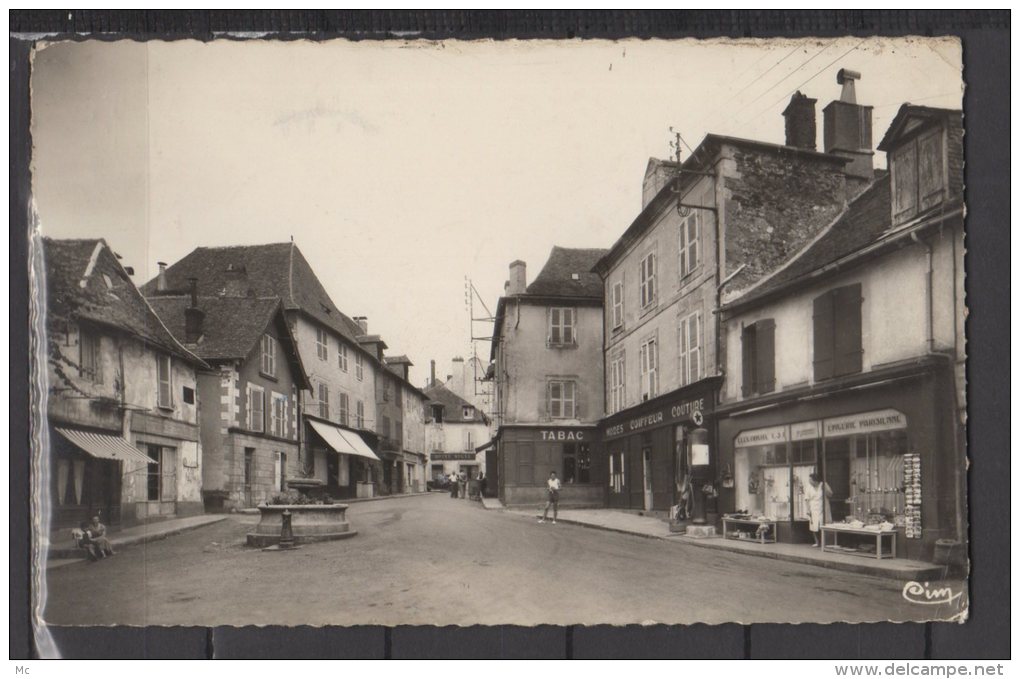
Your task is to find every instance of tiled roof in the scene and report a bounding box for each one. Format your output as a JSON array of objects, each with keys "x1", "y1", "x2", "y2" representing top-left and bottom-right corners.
[
  {"x1": 140, "y1": 242, "x2": 365, "y2": 344},
  {"x1": 727, "y1": 173, "x2": 892, "y2": 309},
  {"x1": 384, "y1": 355, "x2": 412, "y2": 365},
  {"x1": 424, "y1": 381, "x2": 489, "y2": 424},
  {"x1": 524, "y1": 246, "x2": 608, "y2": 299},
  {"x1": 146, "y1": 295, "x2": 281, "y2": 361},
  {"x1": 42, "y1": 238, "x2": 205, "y2": 366}
]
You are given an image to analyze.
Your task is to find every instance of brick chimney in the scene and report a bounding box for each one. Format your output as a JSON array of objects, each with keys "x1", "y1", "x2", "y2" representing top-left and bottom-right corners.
[
  {"x1": 184, "y1": 277, "x2": 205, "y2": 343},
  {"x1": 783, "y1": 91, "x2": 817, "y2": 150},
  {"x1": 353, "y1": 316, "x2": 368, "y2": 334},
  {"x1": 508, "y1": 260, "x2": 527, "y2": 295},
  {"x1": 156, "y1": 262, "x2": 168, "y2": 291},
  {"x1": 642, "y1": 158, "x2": 675, "y2": 209},
  {"x1": 823, "y1": 69, "x2": 874, "y2": 188}
]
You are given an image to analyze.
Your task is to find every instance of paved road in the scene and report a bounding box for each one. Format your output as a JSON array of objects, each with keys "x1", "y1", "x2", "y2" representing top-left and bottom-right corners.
[{"x1": 42, "y1": 493, "x2": 963, "y2": 626}]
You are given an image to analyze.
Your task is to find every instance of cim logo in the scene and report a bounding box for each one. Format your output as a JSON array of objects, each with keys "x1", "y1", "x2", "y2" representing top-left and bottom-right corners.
[{"x1": 541, "y1": 430, "x2": 585, "y2": 441}]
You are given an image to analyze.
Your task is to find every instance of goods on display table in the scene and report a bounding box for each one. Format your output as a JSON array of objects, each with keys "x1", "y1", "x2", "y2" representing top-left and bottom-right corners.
[
  {"x1": 902, "y1": 452, "x2": 922, "y2": 539},
  {"x1": 722, "y1": 512, "x2": 776, "y2": 544},
  {"x1": 820, "y1": 519, "x2": 898, "y2": 559}
]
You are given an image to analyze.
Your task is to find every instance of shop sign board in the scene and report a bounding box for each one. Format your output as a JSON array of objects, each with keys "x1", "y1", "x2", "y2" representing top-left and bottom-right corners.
[
  {"x1": 734, "y1": 425, "x2": 789, "y2": 448},
  {"x1": 603, "y1": 395, "x2": 709, "y2": 440},
  {"x1": 790, "y1": 420, "x2": 822, "y2": 441},
  {"x1": 823, "y1": 409, "x2": 907, "y2": 437},
  {"x1": 539, "y1": 429, "x2": 587, "y2": 442},
  {"x1": 430, "y1": 453, "x2": 477, "y2": 461}
]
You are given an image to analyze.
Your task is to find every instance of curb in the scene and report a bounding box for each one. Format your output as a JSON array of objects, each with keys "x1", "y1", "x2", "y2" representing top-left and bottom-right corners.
[{"x1": 47, "y1": 516, "x2": 229, "y2": 561}]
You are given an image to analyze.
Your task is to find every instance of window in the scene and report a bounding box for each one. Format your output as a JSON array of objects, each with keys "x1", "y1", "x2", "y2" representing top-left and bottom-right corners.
[
  {"x1": 317, "y1": 383, "x2": 330, "y2": 420},
  {"x1": 611, "y1": 281, "x2": 624, "y2": 329},
  {"x1": 79, "y1": 332, "x2": 101, "y2": 383},
  {"x1": 609, "y1": 451, "x2": 625, "y2": 493},
  {"x1": 609, "y1": 353, "x2": 626, "y2": 415},
  {"x1": 338, "y1": 343, "x2": 349, "y2": 372},
  {"x1": 182, "y1": 386, "x2": 195, "y2": 404},
  {"x1": 463, "y1": 429, "x2": 474, "y2": 452},
  {"x1": 338, "y1": 392, "x2": 349, "y2": 427},
  {"x1": 247, "y1": 384, "x2": 265, "y2": 432},
  {"x1": 678, "y1": 211, "x2": 701, "y2": 279},
  {"x1": 260, "y1": 334, "x2": 277, "y2": 377},
  {"x1": 383, "y1": 378, "x2": 391, "y2": 402},
  {"x1": 382, "y1": 415, "x2": 391, "y2": 439},
  {"x1": 639, "y1": 338, "x2": 658, "y2": 401},
  {"x1": 678, "y1": 311, "x2": 704, "y2": 387},
  {"x1": 563, "y1": 443, "x2": 591, "y2": 484},
  {"x1": 274, "y1": 452, "x2": 287, "y2": 492},
  {"x1": 355, "y1": 352, "x2": 364, "y2": 381},
  {"x1": 270, "y1": 393, "x2": 287, "y2": 437},
  {"x1": 813, "y1": 283, "x2": 864, "y2": 381},
  {"x1": 315, "y1": 327, "x2": 328, "y2": 361},
  {"x1": 639, "y1": 252, "x2": 657, "y2": 308},
  {"x1": 431, "y1": 404, "x2": 444, "y2": 424},
  {"x1": 548, "y1": 308, "x2": 576, "y2": 345},
  {"x1": 144, "y1": 444, "x2": 176, "y2": 502},
  {"x1": 157, "y1": 354, "x2": 173, "y2": 408},
  {"x1": 892, "y1": 127, "x2": 946, "y2": 223},
  {"x1": 463, "y1": 406, "x2": 474, "y2": 420},
  {"x1": 548, "y1": 380, "x2": 576, "y2": 419},
  {"x1": 356, "y1": 400, "x2": 365, "y2": 428},
  {"x1": 741, "y1": 319, "x2": 776, "y2": 396}
]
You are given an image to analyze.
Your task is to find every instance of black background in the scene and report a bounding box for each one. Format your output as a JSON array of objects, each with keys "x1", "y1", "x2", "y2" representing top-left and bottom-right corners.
[{"x1": 9, "y1": 10, "x2": 1010, "y2": 660}]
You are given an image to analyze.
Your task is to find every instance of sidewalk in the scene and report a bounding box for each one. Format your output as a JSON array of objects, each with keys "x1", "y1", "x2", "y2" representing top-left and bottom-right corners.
[
  {"x1": 480, "y1": 496, "x2": 504, "y2": 510},
  {"x1": 507, "y1": 507, "x2": 943, "y2": 580},
  {"x1": 45, "y1": 514, "x2": 227, "y2": 564},
  {"x1": 237, "y1": 490, "x2": 434, "y2": 514}
]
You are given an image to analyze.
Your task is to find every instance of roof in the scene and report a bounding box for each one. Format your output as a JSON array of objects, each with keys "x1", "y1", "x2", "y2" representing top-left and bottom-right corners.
[
  {"x1": 877, "y1": 105, "x2": 963, "y2": 152},
  {"x1": 384, "y1": 355, "x2": 413, "y2": 365},
  {"x1": 424, "y1": 381, "x2": 489, "y2": 425},
  {"x1": 141, "y1": 242, "x2": 365, "y2": 344},
  {"x1": 524, "y1": 246, "x2": 609, "y2": 299},
  {"x1": 722, "y1": 173, "x2": 892, "y2": 311},
  {"x1": 42, "y1": 238, "x2": 206, "y2": 367}
]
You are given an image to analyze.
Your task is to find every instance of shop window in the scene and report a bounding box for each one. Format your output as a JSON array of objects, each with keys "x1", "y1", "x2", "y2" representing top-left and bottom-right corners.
[
  {"x1": 639, "y1": 338, "x2": 657, "y2": 401},
  {"x1": 79, "y1": 331, "x2": 102, "y2": 383},
  {"x1": 548, "y1": 380, "x2": 576, "y2": 419},
  {"x1": 247, "y1": 385, "x2": 265, "y2": 432},
  {"x1": 54, "y1": 456, "x2": 87, "y2": 506},
  {"x1": 826, "y1": 430, "x2": 910, "y2": 526},
  {"x1": 813, "y1": 284, "x2": 863, "y2": 381},
  {"x1": 315, "y1": 327, "x2": 328, "y2": 361},
  {"x1": 678, "y1": 311, "x2": 703, "y2": 387},
  {"x1": 563, "y1": 443, "x2": 591, "y2": 484},
  {"x1": 144, "y1": 444, "x2": 177, "y2": 502},
  {"x1": 156, "y1": 354, "x2": 173, "y2": 408},
  {"x1": 611, "y1": 280, "x2": 624, "y2": 329},
  {"x1": 678, "y1": 210, "x2": 700, "y2": 279},
  {"x1": 639, "y1": 252, "x2": 657, "y2": 308},
  {"x1": 741, "y1": 319, "x2": 776, "y2": 396},
  {"x1": 260, "y1": 334, "x2": 277, "y2": 377},
  {"x1": 548, "y1": 308, "x2": 577, "y2": 346},
  {"x1": 735, "y1": 443, "x2": 807, "y2": 520},
  {"x1": 609, "y1": 451, "x2": 625, "y2": 493}
]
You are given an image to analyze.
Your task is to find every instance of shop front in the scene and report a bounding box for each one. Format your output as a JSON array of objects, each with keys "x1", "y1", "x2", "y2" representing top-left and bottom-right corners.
[
  {"x1": 496, "y1": 425, "x2": 602, "y2": 508},
  {"x1": 717, "y1": 361, "x2": 960, "y2": 562},
  {"x1": 599, "y1": 379, "x2": 720, "y2": 514}
]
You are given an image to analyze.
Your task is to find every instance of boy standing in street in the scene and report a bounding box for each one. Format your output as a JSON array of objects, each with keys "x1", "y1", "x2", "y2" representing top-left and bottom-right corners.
[{"x1": 539, "y1": 471, "x2": 561, "y2": 524}]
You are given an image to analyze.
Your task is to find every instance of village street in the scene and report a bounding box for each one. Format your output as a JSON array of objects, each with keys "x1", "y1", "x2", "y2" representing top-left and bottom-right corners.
[{"x1": 42, "y1": 493, "x2": 961, "y2": 627}]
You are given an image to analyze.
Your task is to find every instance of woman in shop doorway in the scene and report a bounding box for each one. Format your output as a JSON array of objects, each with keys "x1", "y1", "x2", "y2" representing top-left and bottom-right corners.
[{"x1": 804, "y1": 472, "x2": 833, "y2": 547}]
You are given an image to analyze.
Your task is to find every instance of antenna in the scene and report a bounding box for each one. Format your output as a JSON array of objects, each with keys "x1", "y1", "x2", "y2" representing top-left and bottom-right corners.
[{"x1": 465, "y1": 276, "x2": 496, "y2": 419}]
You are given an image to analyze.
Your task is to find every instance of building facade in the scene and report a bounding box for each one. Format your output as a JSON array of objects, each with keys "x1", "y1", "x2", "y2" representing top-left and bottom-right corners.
[
  {"x1": 39, "y1": 238, "x2": 208, "y2": 536},
  {"x1": 147, "y1": 291, "x2": 310, "y2": 510},
  {"x1": 714, "y1": 105, "x2": 965, "y2": 561},
  {"x1": 384, "y1": 355, "x2": 429, "y2": 493},
  {"x1": 489, "y1": 247, "x2": 607, "y2": 508},
  {"x1": 424, "y1": 381, "x2": 491, "y2": 483}
]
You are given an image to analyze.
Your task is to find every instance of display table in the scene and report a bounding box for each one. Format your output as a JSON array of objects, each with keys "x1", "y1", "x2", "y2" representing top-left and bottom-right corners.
[
  {"x1": 821, "y1": 524, "x2": 897, "y2": 559},
  {"x1": 722, "y1": 517, "x2": 776, "y2": 545}
]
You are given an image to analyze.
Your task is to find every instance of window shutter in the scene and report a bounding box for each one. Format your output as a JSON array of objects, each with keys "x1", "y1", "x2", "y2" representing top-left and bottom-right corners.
[
  {"x1": 741, "y1": 325, "x2": 753, "y2": 397},
  {"x1": 813, "y1": 291, "x2": 836, "y2": 381},
  {"x1": 833, "y1": 284, "x2": 864, "y2": 376},
  {"x1": 756, "y1": 319, "x2": 776, "y2": 393},
  {"x1": 573, "y1": 381, "x2": 581, "y2": 420}
]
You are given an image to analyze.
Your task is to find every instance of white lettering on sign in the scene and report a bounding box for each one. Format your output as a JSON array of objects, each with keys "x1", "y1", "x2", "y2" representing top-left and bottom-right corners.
[
  {"x1": 824, "y1": 409, "x2": 907, "y2": 437},
  {"x1": 734, "y1": 425, "x2": 789, "y2": 448},
  {"x1": 670, "y1": 398, "x2": 705, "y2": 420},
  {"x1": 540, "y1": 430, "x2": 585, "y2": 441},
  {"x1": 605, "y1": 424, "x2": 625, "y2": 437},
  {"x1": 790, "y1": 421, "x2": 821, "y2": 441}
]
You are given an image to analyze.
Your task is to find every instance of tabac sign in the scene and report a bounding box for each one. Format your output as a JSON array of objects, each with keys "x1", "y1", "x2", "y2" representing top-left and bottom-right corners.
[{"x1": 603, "y1": 395, "x2": 711, "y2": 440}]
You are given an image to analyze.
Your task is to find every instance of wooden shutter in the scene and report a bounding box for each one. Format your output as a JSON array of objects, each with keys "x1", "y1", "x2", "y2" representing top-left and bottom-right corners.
[
  {"x1": 741, "y1": 325, "x2": 754, "y2": 396},
  {"x1": 833, "y1": 284, "x2": 864, "y2": 376},
  {"x1": 813, "y1": 291, "x2": 836, "y2": 381},
  {"x1": 756, "y1": 319, "x2": 776, "y2": 393}
]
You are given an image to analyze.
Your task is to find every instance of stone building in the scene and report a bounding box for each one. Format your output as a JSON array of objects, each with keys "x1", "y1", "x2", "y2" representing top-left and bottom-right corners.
[
  {"x1": 384, "y1": 355, "x2": 429, "y2": 493},
  {"x1": 147, "y1": 290, "x2": 310, "y2": 510},
  {"x1": 424, "y1": 381, "x2": 491, "y2": 484},
  {"x1": 489, "y1": 247, "x2": 608, "y2": 508},
  {"x1": 38, "y1": 238, "x2": 208, "y2": 535}
]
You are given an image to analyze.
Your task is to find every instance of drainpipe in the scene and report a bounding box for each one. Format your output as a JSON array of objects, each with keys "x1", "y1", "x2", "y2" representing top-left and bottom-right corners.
[{"x1": 910, "y1": 231, "x2": 935, "y2": 353}]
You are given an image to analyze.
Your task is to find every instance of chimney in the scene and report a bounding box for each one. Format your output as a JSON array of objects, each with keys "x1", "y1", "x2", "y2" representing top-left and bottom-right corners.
[
  {"x1": 223, "y1": 263, "x2": 249, "y2": 296},
  {"x1": 451, "y1": 357, "x2": 466, "y2": 398},
  {"x1": 823, "y1": 69, "x2": 874, "y2": 187},
  {"x1": 782, "y1": 91, "x2": 817, "y2": 150},
  {"x1": 642, "y1": 159, "x2": 675, "y2": 209},
  {"x1": 508, "y1": 260, "x2": 527, "y2": 295},
  {"x1": 430, "y1": 360, "x2": 436, "y2": 386},
  {"x1": 184, "y1": 277, "x2": 204, "y2": 343},
  {"x1": 353, "y1": 316, "x2": 368, "y2": 335},
  {"x1": 156, "y1": 262, "x2": 168, "y2": 292}
]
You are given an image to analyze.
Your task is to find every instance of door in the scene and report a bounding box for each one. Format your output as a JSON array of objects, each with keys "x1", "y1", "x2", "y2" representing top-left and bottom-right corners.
[
  {"x1": 243, "y1": 448, "x2": 255, "y2": 507},
  {"x1": 642, "y1": 447, "x2": 653, "y2": 511}
]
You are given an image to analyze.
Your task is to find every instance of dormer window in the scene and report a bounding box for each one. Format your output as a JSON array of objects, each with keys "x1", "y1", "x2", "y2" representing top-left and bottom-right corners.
[
  {"x1": 463, "y1": 406, "x2": 474, "y2": 420},
  {"x1": 891, "y1": 125, "x2": 946, "y2": 225}
]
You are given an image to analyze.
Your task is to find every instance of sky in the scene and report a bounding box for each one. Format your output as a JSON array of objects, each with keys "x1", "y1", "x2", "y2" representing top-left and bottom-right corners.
[{"x1": 30, "y1": 37, "x2": 963, "y2": 387}]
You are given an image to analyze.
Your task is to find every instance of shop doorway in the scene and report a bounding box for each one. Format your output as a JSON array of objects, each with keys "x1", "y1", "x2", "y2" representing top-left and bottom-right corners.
[
  {"x1": 642, "y1": 447, "x2": 653, "y2": 512},
  {"x1": 823, "y1": 439, "x2": 852, "y2": 523}
]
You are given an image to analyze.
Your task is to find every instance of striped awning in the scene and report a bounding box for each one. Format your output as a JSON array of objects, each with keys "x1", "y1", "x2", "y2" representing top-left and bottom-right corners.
[
  {"x1": 55, "y1": 427, "x2": 154, "y2": 465},
  {"x1": 307, "y1": 420, "x2": 381, "y2": 462}
]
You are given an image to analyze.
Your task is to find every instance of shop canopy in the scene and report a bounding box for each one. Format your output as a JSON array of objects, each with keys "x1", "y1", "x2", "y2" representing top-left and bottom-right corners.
[
  {"x1": 55, "y1": 427, "x2": 155, "y2": 465},
  {"x1": 474, "y1": 439, "x2": 496, "y2": 453},
  {"x1": 307, "y1": 420, "x2": 380, "y2": 462}
]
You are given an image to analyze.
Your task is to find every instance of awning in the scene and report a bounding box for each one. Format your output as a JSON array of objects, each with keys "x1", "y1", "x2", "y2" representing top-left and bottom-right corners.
[
  {"x1": 307, "y1": 420, "x2": 381, "y2": 461},
  {"x1": 474, "y1": 439, "x2": 496, "y2": 453},
  {"x1": 55, "y1": 427, "x2": 154, "y2": 465}
]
